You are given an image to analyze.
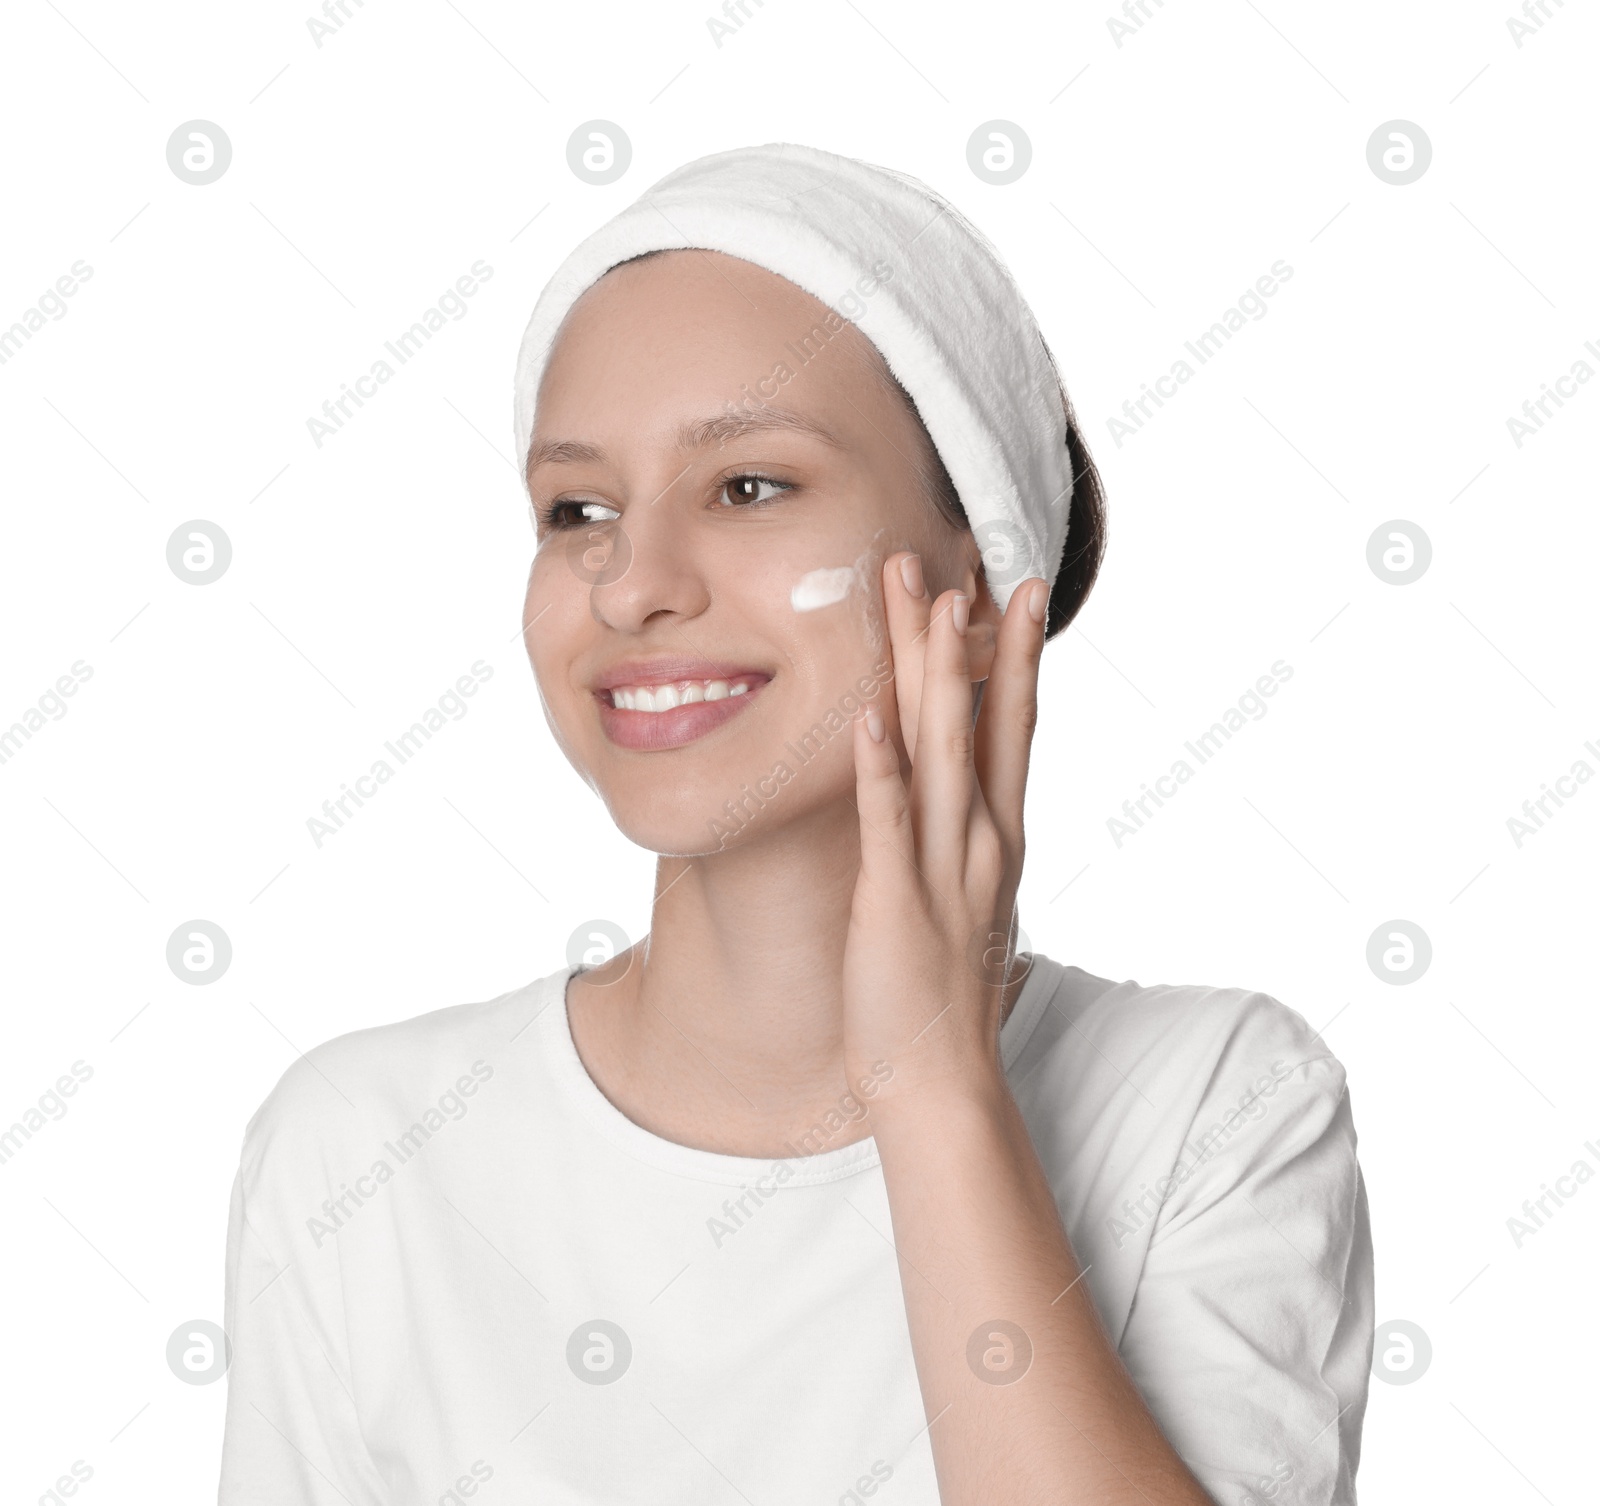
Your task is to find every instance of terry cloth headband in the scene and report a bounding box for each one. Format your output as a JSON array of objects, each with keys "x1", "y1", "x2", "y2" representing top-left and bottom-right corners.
[{"x1": 511, "y1": 140, "x2": 1075, "y2": 614}]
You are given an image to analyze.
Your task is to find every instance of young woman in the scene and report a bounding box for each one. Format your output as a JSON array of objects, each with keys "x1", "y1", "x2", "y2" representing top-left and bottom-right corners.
[{"x1": 219, "y1": 143, "x2": 1373, "y2": 1506}]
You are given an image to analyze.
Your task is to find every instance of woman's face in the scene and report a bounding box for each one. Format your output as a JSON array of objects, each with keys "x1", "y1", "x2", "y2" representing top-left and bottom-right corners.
[{"x1": 522, "y1": 249, "x2": 979, "y2": 856}]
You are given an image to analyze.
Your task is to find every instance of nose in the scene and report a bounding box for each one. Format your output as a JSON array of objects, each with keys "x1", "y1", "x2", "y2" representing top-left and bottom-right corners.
[{"x1": 582, "y1": 493, "x2": 711, "y2": 634}]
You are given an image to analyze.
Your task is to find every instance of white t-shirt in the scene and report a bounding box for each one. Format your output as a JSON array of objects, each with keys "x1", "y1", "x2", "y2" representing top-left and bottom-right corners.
[{"x1": 217, "y1": 954, "x2": 1373, "y2": 1506}]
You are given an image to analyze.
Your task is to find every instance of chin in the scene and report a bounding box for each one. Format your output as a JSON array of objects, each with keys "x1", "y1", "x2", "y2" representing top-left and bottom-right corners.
[
  {"x1": 601, "y1": 772, "x2": 794, "y2": 858},
  {"x1": 596, "y1": 745, "x2": 854, "y2": 859}
]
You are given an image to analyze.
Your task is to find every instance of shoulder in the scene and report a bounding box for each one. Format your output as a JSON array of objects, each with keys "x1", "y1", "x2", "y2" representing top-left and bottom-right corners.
[
  {"x1": 1039, "y1": 968, "x2": 1374, "y2": 1505},
  {"x1": 1015, "y1": 959, "x2": 1367, "y2": 1328},
  {"x1": 1026, "y1": 957, "x2": 1341, "y2": 1088},
  {"x1": 235, "y1": 966, "x2": 565, "y2": 1181},
  {"x1": 1012, "y1": 957, "x2": 1352, "y2": 1158}
]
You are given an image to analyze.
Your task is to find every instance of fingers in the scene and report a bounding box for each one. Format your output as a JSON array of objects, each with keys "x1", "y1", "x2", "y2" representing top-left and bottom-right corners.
[
  {"x1": 851, "y1": 701, "x2": 916, "y2": 886},
  {"x1": 882, "y1": 552, "x2": 930, "y2": 760},
  {"x1": 974, "y1": 576, "x2": 1048, "y2": 846},
  {"x1": 913, "y1": 584, "x2": 979, "y2": 861}
]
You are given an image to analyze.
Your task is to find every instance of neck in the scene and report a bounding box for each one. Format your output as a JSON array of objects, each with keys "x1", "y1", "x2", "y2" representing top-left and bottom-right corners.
[
  {"x1": 653, "y1": 797, "x2": 859, "y2": 1043},
  {"x1": 566, "y1": 799, "x2": 1023, "y2": 1157}
]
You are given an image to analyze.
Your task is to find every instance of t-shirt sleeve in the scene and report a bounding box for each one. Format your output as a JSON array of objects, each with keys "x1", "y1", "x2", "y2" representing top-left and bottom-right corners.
[
  {"x1": 218, "y1": 1077, "x2": 391, "y2": 1505},
  {"x1": 1116, "y1": 1032, "x2": 1374, "y2": 1506}
]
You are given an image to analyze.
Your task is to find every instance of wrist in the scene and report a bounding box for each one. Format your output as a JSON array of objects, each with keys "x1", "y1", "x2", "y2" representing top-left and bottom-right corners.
[{"x1": 862, "y1": 1052, "x2": 1014, "y2": 1130}]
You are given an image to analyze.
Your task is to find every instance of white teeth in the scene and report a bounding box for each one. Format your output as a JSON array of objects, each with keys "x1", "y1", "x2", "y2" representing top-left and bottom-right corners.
[{"x1": 610, "y1": 678, "x2": 752, "y2": 712}]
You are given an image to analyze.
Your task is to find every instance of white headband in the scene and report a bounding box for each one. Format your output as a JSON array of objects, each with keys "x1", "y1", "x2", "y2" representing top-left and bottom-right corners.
[{"x1": 511, "y1": 141, "x2": 1075, "y2": 614}]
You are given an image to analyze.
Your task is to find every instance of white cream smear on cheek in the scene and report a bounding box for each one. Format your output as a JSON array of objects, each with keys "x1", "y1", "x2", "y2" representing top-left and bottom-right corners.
[
  {"x1": 788, "y1": 542, "x2": 893, "y2": 658},
  {"x1": 789, "y1": 566, "x2": 856, "y2": 613}
]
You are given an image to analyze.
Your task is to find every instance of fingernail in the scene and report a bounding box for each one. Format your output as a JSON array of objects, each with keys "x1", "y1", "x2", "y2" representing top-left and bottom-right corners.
[
  {"x1": 1027, "y1": 580, "x2": 1048, "y2": 624},
  {"x1": 899, "y1": 554, "x2": 926, "y2": 598},
  {"x1": 865, "y1": 707, "x2": 886, "y2": 742},
  {"x1": 951, "y1": 593, "x2": 970, "y2": 635}
]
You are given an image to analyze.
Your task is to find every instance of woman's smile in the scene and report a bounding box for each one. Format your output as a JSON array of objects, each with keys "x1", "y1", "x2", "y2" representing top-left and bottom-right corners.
[{"x1": 592, "y1": 655, "x2": 773, "y2": 751}]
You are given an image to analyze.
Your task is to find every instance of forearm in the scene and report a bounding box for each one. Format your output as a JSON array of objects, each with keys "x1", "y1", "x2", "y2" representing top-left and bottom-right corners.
[{"x1": 871, "y1": 1074, "x2": 1215, "y2": 1506}]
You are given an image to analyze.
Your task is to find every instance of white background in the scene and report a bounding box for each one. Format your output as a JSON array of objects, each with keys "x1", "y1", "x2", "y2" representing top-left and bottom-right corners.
[{"x1": 1, "y1": 0, "x2": 1595, "y2": 1501}]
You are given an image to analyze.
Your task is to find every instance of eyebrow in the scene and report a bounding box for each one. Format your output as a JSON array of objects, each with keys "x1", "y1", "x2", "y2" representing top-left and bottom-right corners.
[{"x1": 525, "y1": 405, "x2": 846, "y2": 475}]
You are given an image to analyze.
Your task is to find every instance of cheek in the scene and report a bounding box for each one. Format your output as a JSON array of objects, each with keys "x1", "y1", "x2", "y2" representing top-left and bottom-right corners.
[
  {"x1": 778, "y1": 537, "x2": 895, "y2": 651},
  {"x1": 918, "y1": 527, "x2": 976, "y2": 599},
  {"x1": 774, "y1": 552, "x2": 876, "y2": 652},
  {"x1": 762, "y1": 570, "x2": 895, "y2": 743},
  {"x1": 522, "y1": 553, "x2": 592, "y2": 722}
]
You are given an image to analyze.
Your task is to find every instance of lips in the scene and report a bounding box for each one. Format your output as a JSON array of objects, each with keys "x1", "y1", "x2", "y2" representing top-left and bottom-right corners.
[{"x1": 591, "y1": 658, "x2": 771, "y2": 751}]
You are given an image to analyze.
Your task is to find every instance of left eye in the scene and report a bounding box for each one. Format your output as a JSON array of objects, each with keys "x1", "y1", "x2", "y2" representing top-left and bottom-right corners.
[{"x1": 720, "y1": 475, "x2": 790, "y2": 507}]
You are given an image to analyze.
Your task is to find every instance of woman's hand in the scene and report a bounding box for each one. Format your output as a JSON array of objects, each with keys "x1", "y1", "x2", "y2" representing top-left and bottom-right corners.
[
  {"x1": 841, "y1": 550, "x2": 1050, "y2": 1102},
  {"x1": 840, "y1": 555, "x2": 1215, "y2": 1506}
]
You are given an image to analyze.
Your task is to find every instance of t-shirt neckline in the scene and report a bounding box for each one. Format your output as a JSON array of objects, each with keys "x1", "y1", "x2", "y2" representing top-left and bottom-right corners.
[{"x1": 541, "y1": 951, "x2": 1060, "y2": 1187}]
